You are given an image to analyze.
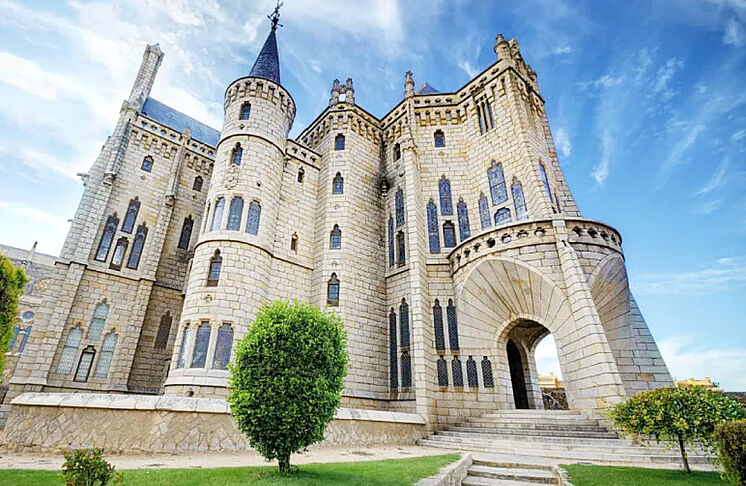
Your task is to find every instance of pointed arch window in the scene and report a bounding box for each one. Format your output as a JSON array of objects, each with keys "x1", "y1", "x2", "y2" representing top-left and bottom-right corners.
[
  {"x1": 457, "y1": 198, "x2": 470, "y2": 241},
  {"x1": 155, "y1": 312, "x2": 172, "y2": 349},
  {"x1": 389, "y1": 309, "x2": 398, "y2": 389},
  {"x1": 427, "y1": 200, "x2": 440, "y2": 253},
  {"x1": 393, "y1": 143, "x2": 401, "y2": 161},
  {"x1": 327, "y1": 273, "x2": 340, "y2": 306},
  {"x1": 434, "y1": 129, "x2": 445, "y2": 148},
  {"x1": 399, "y1": 299, "x2": 410, "y2": 347},
  {"x1": 401, "y1": 351, "x2": 412, "y2": 388},
  {"x1": 466, "y1": 356, "x2": 479, "y2": 388},
  {"x1": 330, "y1": 224, "x2": 342, "y2": 249},
  {"x1": 74, "y1": 345, "x2": 96, "y2": 382},
  {"x1": 176, "y1": 325, "x2": 190, "y2": 368},
  {"x1": 88, "y1": 301, "x2": 109, "y2": 341},
  {"x1": 335, "y1": 134, "x2": 345, "y2": 151},
  {"x1": 482, "y1": 357, "x2": 495, "y2": 387},
  {"x1": 94, "y1": 331, "x2": 117, "y2": 378},
  {"x1": 451, "y1": 357, "x2": 464, "y2": 388},
  {"x1": 495, "y1": 208, "x2": 512, "y2": 226},
  {"x1": 395, "y1": 188, "x2": 405, "y2": 227},
  {"x1": 212, "y1": 323, "x2": 234, "y2": 370},
  {"x1": 231, "y1": 143, "x2": 243, "y2": 166},
  {"x1": 227, "y1": 197, "x2": 244, "y2": 231},
  {"x1": 17, "y1": 326, "x2": 31, "y2": 354},
  {"x1": 58, "y1": 326, "x2": 83, "y2": 374},
  {"x1": 141, "y1": 156, "x2": 153, "y2": 172},
  {"x1": 126, "y1": 223, "x2": 147, "y2": 269},
  {"x1": 388, "y1": 216, "x2": 395, "y2": 266},
  {"x1": 297, "y1": 167, "x2": 305, "y2": 183},
  {"x1": 396, "y1": 231, "x2": 406, "y2": 266},
  {"x1": 110, "y1": 237, "x2": 128, "y2": 270},
  {"x1": 539, "y1": 161, "x2": 552, "y2": 201},
  {"x1": 437, "y1": 356, "x2": 448, "y2": 387},
  {"x1": 512, "y1": 179, "x2": 528, "y2": 221},
  {"x1": 95, "y1": 214, "x2": 119, "y2": 262},
  {"x1": 211, "y1": 197, "x2": 225, "y2": 231},
  {"x1": 178, "y1": 216, "x2": 193, "y2": 250},
  {"x1": 207, "y1": 250, "x2": 222, "y2": 287},
  {"x1": 443, "y1": 221, "x2": 456, "y2": 248},
  {"x1": 193, "y1": 176, "x2": 203, "y2": 191},
  {"x1": 478, "y1": 193, "x2": 491, "y2": 229},
  {"x1": 122, "y1": 198, "x2": 140, "y2": 233},
  {"x1": 190, "y1": 321, "x2": 211, "y2": 368},
  {"x1": 246, "y1": 201, "x2": 261, "y2": 235},
  {"x1": 446, "y1": 299, "x2": 459, "y2": 350},
  {"x1": 290, "y1": 233, "x2": 298, "y2": 252},
  {"x1": 239, "y1": 102, "x2": 251, "y2": 120},
  {"x1": 433, "y1": 299, "x2": 445, "y2": 351},
  {"x1": 438, "y1": 176, "x2": 453, "y2": 215},
  {"x1": 488, "y1": 161, "x2": 508, "y2": 205},
  {"x1": 332, "y1": 172, "x2": 344, "y2": 194}
]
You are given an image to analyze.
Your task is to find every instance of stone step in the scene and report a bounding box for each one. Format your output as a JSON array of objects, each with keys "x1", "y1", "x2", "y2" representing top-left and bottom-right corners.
[
  {"x1": 447, "y1": 426, "x2": 618, "y2": 439},
  {"x1": 472, "y1": 417, "x2": 601, "y2": 426},
  {"x1": 425, "y1": 434, "x2": 680, "y2": 453},
  {"x1": 486, "y1": 410, "x2": 582, "y2": 415},
  {"x1": 459, "y1": 422, "x2": 608, "y2": 432},
  {"x1": 462, "y1": 476, "x2": 546, "y2": 486},
  {"x1": 469, "y1": 465, "x2": 557, "y2": 484},
  {"x1": 435, "y1": 431, "x2": 629, "y2": 445}
]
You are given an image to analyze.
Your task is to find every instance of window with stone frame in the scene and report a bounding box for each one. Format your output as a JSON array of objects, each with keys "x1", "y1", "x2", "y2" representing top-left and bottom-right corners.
[
  {"x1": 554, "y1": 188, "x2": 562, "y2": 213},
  {"x1": 211, "y1": 197, "x2": 225, "y2": 231},
  {"x1": 457, "y1": 198, "x2": 471, "y2": 241},
  {"x1": 212, "y1": 323, "x2": 234, "y2": 370},
  {"x1": 395, "y1": 188, "x2": 405, "y2": 227},
  {"x1": 17, "y1": 326, "x2": 31, "y2": 354},
  {"x1": 388, "y1": 216, "x2": 395, "y2": 266},
  {"x1": 495, "y1": 207, "x2": 512, "y2": 226},
  {"x1": 446, "y1": 299, "x2": 460, "y2": 350},
  {"x1": 401, "y1": 351, "x2": 412, "y2": 388},
  {"x1": 122, "y1": 197, "x2": 140, "y2": 234},
  {"x1": 88, "y1": 301, "x2": 109, "y2": 341},
  {"x1": 437, "y1": 356, "x2": 448, "y2": 387},
  {"x1": 476, "y1": 96, "x2": 494, "y2": 135},
  {"x1": 332, "y1": 172, "x2": 344, "y2": 194},
  {"x1": 512, "y1": 178, "x2": 528, "y2": 221},
  {"x1": 393, "y1": 143, "x2": 401, "y2": 161},
  {"x1": 227, "y1": 197, "x2": 244, "y2": 231},
  {"x1": 466, "y1": 356, "x2": 479, "y2": 388},
  {"x1": 482, "y1": 357, "x2": 495, "y2": 387},
  {"x1": 176, "y1": 325, "x2": 190, "y2": 368},
  {"x1": 488, "y1": 161, "x2": 508, "y2": 205},
  {"x1": 434, "y1": 129, "x2": 445, "y2": 148},
  {"x1": 290, "y1": 233, "x2": 298, "y2": 252},
  {"x1": 330, "y1": 224, "x2": 342, "y2": 249},
  {"x1": 246, "y1": 201, "x2": 261, "y2": 235},
  {"x1": 451, "y1": 356, "x2": 464, "y2": 388},
  {"x1": 154, "y1": 312, "x2": 172, "y2": 349},
  {"x1": 126, "y1": 223, "x2": 148, "y2": 270},
  {"x1": 193, "y1": 176, "x2": 203, "y2": 192},
  {"x1": 297, "y1": 167, "x2": 304, "y2": 183},
  {"x1": 443, "y1": 221, "x2": 456, "y2": 248},
  {"x1": 93, "y1": 331, "x2": 117, "y2": 378},
  {"x1": 178, "y1": 216, "x2": 194, "y2": 250},
  {"x1": 389, "y1": 309, "x2": 398, "y2": 389},
  {"x1": 239, "y1": 102, "x2": 251, "y2": 120},
  {"x1": 109, "y1": 237, "x2": 128, "y2": 270},
  {"x1": 141, "y1": 155, "x2": 154, "y2": 172},
  {"x1": 478, "y1": 193, "x2": 491, "y2": 230},
  {"x1": 207, "y1": 250, "x2": 222, "y2": 287},
  {"x1": 539, "y1": 161, "x2": 552, "y2": 201},
  {"x1": 74, "y1": 345, "x2": 96, "y2": 382},
  {"x1": 327, "y1": 273, "x2": 340, "y2": 306},
  {"x1": 58, "y1": 326, "x2": 83, "y2": 374},
  {"x1": 335, "y1": 133, "x2": 345, "y2": 151},
  {"x1": 95, "y1": 214, "x2": 119, "y2": 262},
  {"x1": 427, "y1": 200, "x2": 440, "y2": 253},
  {"x1": 231, "y1": 143, "x2": 243, "y2": 166},
  {"x1": 399, "y1": 299, "x2": 410, "y2": 347},
  {"x1": 190, "y1": 322, "x2": 211, "y2": 369},
  {"x1": 438, "y1": 176, "x2": 453, "y2": 215},
  {"x1": 432, "y1": 299, "x2": 445, "y2": 351},
  {"x1": 396, "y1": 231, "x2": 406, "y2": 266}
]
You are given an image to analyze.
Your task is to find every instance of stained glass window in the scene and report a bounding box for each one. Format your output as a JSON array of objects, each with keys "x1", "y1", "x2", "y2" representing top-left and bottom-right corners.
[
  {"x1": 447, "y1": 299, "x2": 459, "y2": 350},
  {"x1": 17, "y1": 326, "x2": 31, "y2": 354},
  {"x1": 439, "y1": 176, "x2": 453, "y2": 215},
  {"x1": 141, "y1": 156, "x2": 153, "y2": 172},
  {"x1": 58, "y1": 326, "x2": 83, "y2": 374},
  {"x1": 122, "y1": 198, "x2": 140, "y2": 233},
  {"x1": 443, "y1": 222, "x2": 456, "y2": 248},
  {"x1": 396, "y1": 231, "x2": 405, "y2": 265},
  {"x1": 513, "y1": 179, "x2": 528, "y2": 221},
  {"x1": 389, "y1": 309, "x2": 398, "y2": 389},
  {"x1": 88, "y1": 302, "x2": 109, "y2": 341},
  {"x1": 452, "y1": 357, "x2": 463, "y2": 388},
  {"x1": 191, "y1": 322, "x2": 211, "y2": 368},
  {"x1": 433, "y1": 299, "x2": 445, "y2": 351},
  {"x1": 330, "y1": 225, "x2": 342, "y2": 249},
  {"x1": 193, "y1": 176, "x2": 203, "y2": 191},
  {"x1": 401, "y1": 351, "x2": 412, "y2": 388},
  {"x1": 466, "y1": 356, "x2": 479, "y2": 388},
  {"x1": 332, "y1": 172, "x2": 344, "y2": 194},
  {"x1": 399, "y1": 299, "x2": 410, "y2": 347},
  {"x1": 212, "y1": 324, "x2": 233, "y2": 370},
  {"x1": 211, "y1": 197, "x2": 225, "y2": 231},
  {"x1": 240, "y1": 102, "x2": 251, "y2": 120},
  {"x1": 495, "y1": 208, "x2": 512, "y2": 226},
  {"x1": 231, "y1": 144, "x2": 243, "y2": 166},
  {"x1": 126, "y1": 224, "x2": 147, "y2": 269},
  {"x1": 176, "y1": 326, "x2": 190, "y2": 368},
  {"x1": 457, "y1": 198, "x2": 470, "y2": 241},
  {"x1": 95, "y1": 215, "x2": 119, "y2": 262},
  {"x1": 327, "y1": 273, "x2": 339, "y2": 306},
  {"x1": 434, "y1": 130, "x2": 445, "y2": 147},
  {"x1": 94, "y1": 331, "x2": 117, "y2": 378},
  {"x1": 539, "y1": 161, "x2": 552, "y2": 201},
  {"x1": 246, "y1": 201, "x2": 261, "y2": 235},
  {"x1": 207, "y1": 250, "x2": 221, "y2": 287},
  {"x1": 488, "y1": 161, "x2": 507, "y2": 205},
  {"x1": 478, "y1": 192, "x2": 491, "y2": 230},
  {"x1": 482, "y1": 357, "x2": 495, "y2": 387},
  {"x1": 178, "y1": 216, "x2": 193, "y2": 249},
  {"x1": 437, "y1": 356, "x2": 448, "y2": 387},
  {"x1": 335, "y1": 134, "x2": 345, "y2": 150},
  {"x1": 388, "y1": 216, "x2": 395, "y2": 266},
  {"x1": 74, "y1": 346, "x2": 96, "y2": 382},
  {"x1": 395, "y1": 189, "x2": 405, "y2": 227},
  {"x1": 110, "y1": 237, "x2": 128, "y2": 270},
  {"x1": 227, "y1": 197, "x2": 244, "y2": 231},
  {"x1": 427, "y1": 200, "x2": 440, "y2": 253}
]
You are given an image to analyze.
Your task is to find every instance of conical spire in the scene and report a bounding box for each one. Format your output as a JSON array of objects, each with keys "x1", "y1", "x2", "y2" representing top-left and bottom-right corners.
[{"x1": 249, "y1": 3, "x2": 282, "y2": 84}]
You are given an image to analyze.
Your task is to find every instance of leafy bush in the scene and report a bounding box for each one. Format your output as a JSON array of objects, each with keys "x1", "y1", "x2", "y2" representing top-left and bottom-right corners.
[
  {"x1": 228, "y1": 300, "x2": 347, "y2": 473},
  {"x1": 0, "y1": 255, "x2": 28, "y2": 375},
  {"x1": 61, "y1": 449, "x2": 121, "y2": 485},
  {"x1": 609, "y1": 385, "x2": 746, "y2": 474},
  {"x1": 715, "y1": 419, "x2": 746, "y2": 485}
]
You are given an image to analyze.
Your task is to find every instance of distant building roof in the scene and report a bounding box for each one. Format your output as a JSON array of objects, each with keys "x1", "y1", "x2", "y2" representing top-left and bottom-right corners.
[
  {"x1": 249, "y1": 28, "x2": 281, "y2": 85},
  {"x1": 416, "y1": 83, "x2": 440, "y2": 95},
  {"x1": 140, "y1": 98, "x2": 220, "y2": 147}
]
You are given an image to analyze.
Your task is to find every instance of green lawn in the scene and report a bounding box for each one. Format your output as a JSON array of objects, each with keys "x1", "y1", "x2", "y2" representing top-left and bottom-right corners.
[
  {"x1": 564, "y1": 464, "x2": 727, "y2": 486},
  {"x1": 0, "y1": 454, "x2": 458, "y2": 486}
]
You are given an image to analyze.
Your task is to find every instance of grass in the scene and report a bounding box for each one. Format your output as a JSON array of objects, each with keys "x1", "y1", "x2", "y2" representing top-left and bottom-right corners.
[
  {"x1": 0, "y1": 454, "x2": 459, "y2": 486},
  {"x1": 564, "y1": 464, "x2": 727, "y2": 486}
]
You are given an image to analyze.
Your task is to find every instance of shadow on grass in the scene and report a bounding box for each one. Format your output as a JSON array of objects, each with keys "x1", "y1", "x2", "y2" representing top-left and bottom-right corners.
[{"x1": 563, "y1": 464, "x2": 727, "y2": 486}]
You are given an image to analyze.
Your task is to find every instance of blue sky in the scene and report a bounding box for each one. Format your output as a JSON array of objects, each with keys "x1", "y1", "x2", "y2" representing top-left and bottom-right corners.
[{"x1": 0, "y1": 0, "x2": 744, "y2": 389}]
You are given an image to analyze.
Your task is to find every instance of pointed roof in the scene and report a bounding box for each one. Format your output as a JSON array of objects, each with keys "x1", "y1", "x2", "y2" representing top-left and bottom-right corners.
[
  {"x1": 249, "y1": 28, "x2": 281, "y2": 85},
  {"x1": 416, "y1": 83, "x2": 440, "y2": 95}
]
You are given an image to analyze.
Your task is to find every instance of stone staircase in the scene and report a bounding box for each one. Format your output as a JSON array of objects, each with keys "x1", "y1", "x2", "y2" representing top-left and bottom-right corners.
[
  {"x1": 420, "y1": 409, "x2": 708, "y2": 468},
  {"x1": 462, "y1": 455, "x2": 560, "y2": 485}
]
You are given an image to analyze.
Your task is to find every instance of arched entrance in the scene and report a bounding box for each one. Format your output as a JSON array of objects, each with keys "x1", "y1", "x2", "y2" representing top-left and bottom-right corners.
[{"x1": 506, "y1": 339, "x2": 528, "y2": 409}]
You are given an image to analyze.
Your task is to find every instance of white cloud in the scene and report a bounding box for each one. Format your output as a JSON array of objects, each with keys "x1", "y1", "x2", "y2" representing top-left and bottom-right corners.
[
  {"x1": 550, "y1": 45, "x2": 573, "y2": 55},
  {"x1": 652, "y1": 57, "x2": 683, "y2": 101},
  {"x1": 554, "y1": 127, "x2": 572, "y2": 158},
  {"x1": 695, "y1": 157, "x2": 729, "y2": 195},
  {"x1": 592, "y1": 131, "x2": 613, "y2": 185},
  {"x1": 659, "y1": 335, "x2": 746, "y2": 391},
  {"x1": 535, "y1": 335, "x2": 562, "y2": 378},
  {"x1": 631, "y1": 256, "x2": 746, "y2": 295},
  {"x1": 723, "y1": 17, "x2": 744, "y2": 46},
  {"x1": 0, "y1": 200, "x2": 69, "y2": 230},
  {"x1": 733, "y1": 128, "x2": 746, "y2": 141},
  {"x1": 457, "y1": 60, "x2": 480, "y2": 79}
]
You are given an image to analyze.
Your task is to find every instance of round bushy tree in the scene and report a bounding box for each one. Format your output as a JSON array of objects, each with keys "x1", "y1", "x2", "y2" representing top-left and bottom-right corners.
[
  {"x1": 610, "y1": 385, "x2": 746, "y2": 474},
  {"x1": 228, "y1": 300, "x2": 347, "y2": 473},
  {"x1": 0, "y1": 255, "x2": 28, "y2": 375}
]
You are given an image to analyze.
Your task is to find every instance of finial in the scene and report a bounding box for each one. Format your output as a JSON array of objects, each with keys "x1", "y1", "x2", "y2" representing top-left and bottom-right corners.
[
  {"x1": 269, "y1": 0, "x2": 283, "y2": 31},
  {"x1": 405, "y1": 70, "x2": 415, "y2": 97}
]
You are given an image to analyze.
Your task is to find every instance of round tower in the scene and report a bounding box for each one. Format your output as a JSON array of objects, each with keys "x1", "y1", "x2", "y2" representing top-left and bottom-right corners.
[{"x1": 164, "y1": 11, "x2": 295, "y2": 397}]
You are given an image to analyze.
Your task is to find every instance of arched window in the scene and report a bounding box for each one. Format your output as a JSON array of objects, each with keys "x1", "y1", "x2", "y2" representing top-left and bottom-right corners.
[
  {"x1": 457, "y1": 198, "x2": 470, "y2": 241},
  {"x1": 447, "y1": 299, "x2": 459, "y2": 350},
  {"x1": 395, "y1": 188, "x2": 405, "y2": 227},
  {"x1": 332, "y1": 172, "x2": 344, "y2": 194},
  {"x1": 155, "y1": 312, "x2": 172, "y2": 349},
  {"x1": 393, "y1": 143, "x2": 401, "y2": 161},
  {"x1": 95, "y1": 214, "x2": 119, "y2": 262},
  {"x1": 330, "y1": 224, "x2": 342, "y2": 249},
  {"x1": 335, "y1": 134, "x2": 345, "y2": 151},
  {"x1": 495, "y1": 208, "x2": 512, "y2": 226},
  {"x1": 488, "y1": 161, "x2": 508, "y2": 205},
  {"x1": 127, "y1": 223, "x2": 147, "y2": 269},
  {"x1": 212, "y1": 323, "x2": 234, "y2": 370},
  {"x1": 401, "y1": 350, "x2": 412, "y2": 388},
  {"x1": 478, "y1": 193, "x2": 491, "y2": 229},
  {"x1": 211, "y1": 197, "x2": 225, "y2": 231},
  {"x1": 389, "y1": 309, "x2": 398, "y2": 389},
  {"x1": 94, "y1": 331, "x2": 117, "y2": 378},
  {"x1": 434, "y1": 129, "x2": 445, "y2": 148},
  {"x1": 512, "y1": 178, "x2": 528, "y2": 221},
  {"x1": 178, "y1": 216, "x2": 193, "y2": 250},
  {"x1": 190, "y1": 321, "x2": 211, "y2": 368},
  {"x1": 109, "y1": 237, "x2": 128, "y2": 270},
  {"x1": 476, "y1": 97, "x2": 494, "y2": 135},
  {"x1": 231, "y1": 143, "x2": 243, "y2": 166},
  {"x1": 438, "y1": 176, "x2": 453, "y2": 215},
  {"x1": 74, "y1": 345, "x2": 96, "y2": 382},
  {"x1": 246, "y1": 201, "x2": 261, "y2": 235},
  {"x1": 227, "y1": 197, "x2": 244, "y2": 231},
  {"x1": 290, "y1": 233, "x2": 298, "y2": 252},
  {"x1": 239, "y1": 102, "x2": 251, "y2": 120},
  {"x1": 399, "y1": 299, "x2": 410, "y2": 347},
  {"x1": 451, "y1": 357, "x2": 464, "y2": 388},
  {"x1": 122, "y1": 197, "x2": 140, "y2": 233},
  {"x1": 539, "y1": 161, "x2": 552, "y2": 201},
  {"x1": 427, "y1": 200, "x2": 440, "y2": 253},
  {"x1": 443, "y1": 221, "x2": 456, "y2": 248},
  {"x1": 88, "y1": 301, "x2": 109, "y2": 340},
  {"x1": 176, "y1": 325, "x2": 190, "y2": 368},
  {"x1": 141, "y1": 156, "x2": 153, "y2": 172},
  {"x1": 17, "y1": 326, "x2": 31, "y2": 354},
  {"x1": 207, "y1": 250, "x2": 222, "y2": 287},
  {"x1": 297, "y1": 167, "x2": 305, "y2": 183},
  {"x1": 58, "y1": 326, "x2": 83, "y2": 374},
  {"x1": 388, "y1": 216, "x2": 395, "y2": 267},
  {"x1": 433, "y1": 299, "x2": 445, "y2": 351},
  {"x1": 482, "y1": 357, "x2": 495, "y2": 387},
  {"x1": 396, "y1": 231, "x2": 406, "y2": 266},
  {"x1": 327, "y1": 273, "x2": 339, "y2": 306},
  {"x1": 193, "y1": 176, "x2": 203, "y2": 192},
  {"x1": 466, "y1": 356, "x2": 479, "y2": 387},
  {"x1": 437, "y1": 356, "x2": 448, "y2": 387}
]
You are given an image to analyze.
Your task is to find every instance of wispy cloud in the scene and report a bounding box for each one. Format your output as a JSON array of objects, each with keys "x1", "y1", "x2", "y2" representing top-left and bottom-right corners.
[
  {"x1": 652, "y1": 57, "x2": 684, "y2": 101},
  {"x1": 723, "y1": 17, "x2": 744, "y2": 46},
  {"x1": 550, "y1": 45, "x2": 573, "y2": 55},
  {"x1": 695, "y1": 157, "x2": 730, "y2": 195},
  {"x1": 733, "y1": 128, "x2": 746, "y2": 141},
  {"x1": 554, "y1": 127, "x2": 572, "y2": 158},
  {"x1": 0, "y1": 200, "x2": 69, "y2": 229},
  {"x1": 659, "y1": 335, "x2": 746, "y2": 390},
  {"x1": 631, "y1": 256, "x2": 746, "y2": 295},
  {"x1": 457, "y1": 60, "x2": 480, "y2": 78}
]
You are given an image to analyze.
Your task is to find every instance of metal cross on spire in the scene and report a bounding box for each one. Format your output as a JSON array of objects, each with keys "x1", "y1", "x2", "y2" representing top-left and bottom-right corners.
[{"x1": 269, "y1": 1, "x2": 283, "y2": 31}]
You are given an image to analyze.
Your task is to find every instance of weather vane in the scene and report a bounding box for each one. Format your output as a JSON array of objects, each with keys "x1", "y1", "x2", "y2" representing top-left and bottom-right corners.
[{"x1": 269, "y1": 0, "x2": 283, "y2": 31}]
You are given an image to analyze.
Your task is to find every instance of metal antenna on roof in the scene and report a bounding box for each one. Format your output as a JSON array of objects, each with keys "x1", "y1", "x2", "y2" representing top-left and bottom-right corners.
[{"x1": 269, "y1": 1, "x2": 283, "y2": 31}]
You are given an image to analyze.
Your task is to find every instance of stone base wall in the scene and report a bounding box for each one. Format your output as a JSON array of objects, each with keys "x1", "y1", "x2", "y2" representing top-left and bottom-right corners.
[{"x1": 2, "y1": 393, "x2": 426, "y2": 453}]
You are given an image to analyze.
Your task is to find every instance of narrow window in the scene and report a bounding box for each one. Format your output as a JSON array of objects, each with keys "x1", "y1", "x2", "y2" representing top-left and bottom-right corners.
[
  {"x1": 95, "y1": 214, "x2": 119, "y2": 262},
  {"x1": 58, "y1": 326, "x2": 83, "y2": 374},
  {"x1": 389, "y1": 309, "x2": 398, "y2": 389},
  {"x1": 446, "y1": 299, "x2": 459, "y2": 350},
  {"x1": 176, "y1": 326, "x2": 190, "y2": 368},
  {"x1": 122, "y1": 197, "x2": 140, "y2": 233},
  {"x1": 438, "y1": 176, "x2": 453, "y2": 215},
  {"x1": 330, "y1": 224, "x2": 342, "y2": 249},
  {"x1": 478, "y1": 192, "x2": 491, "y2": 229},
  {"x1": 457, "y1": 198, "x2": 470, "y2": 241},
  {"x1": 495, "y1": 208, "x2": 512, "y2": 226},
  {"x1": 190, "y1": 321, "x2": 211, "y2": 368},
  {"x1": 211, "y1": 197, "x2": 225, "y2": 231},
  {"x1": 451, "y1": 357, "x2": 464, "y2": 388},
  {"x1": 212, "y1": 323, "x2": 234, "y2": 370},
  {"x1": 401, "y1": 351, "x2": 412, "y2": 388},
  {"x1": 466, "y1": 356, "x2": 479, "y2": 388},
  {"x1": 74, "y1": 345, "x2": 96, "y2": 382},
  {"x1": 332, "y1": 172, "x2": 344, "y2": 194},
  {"x1": 239, "y1": 102, "x2": 251, "y2": 120},
  {"x1": 207, "y1": 250, "x2": 222, "y2": 287},
  {"x1": 178, "y1": 216, "x2": 193, "y2": 250},
  {"x1": 554, "y1": 188, "x2": 562, "y2": 213},
  {"x1": 335, "y1": 133, "x2": 345, "y2": 151},
  {"x1": 388, "y1": 216, "x2": 395, "y2": 267},
  {"x1": 246, "y1": 201, "x2": 261, "y2": 235},
  {"x1": 427, "y1": 200, "x2": 440, "y2": 253},
  {"x1": 437, "y1": 356, "x2": 448, "y2": 387},
  {"x1": 488, "y1": 161, "x2": 508, "y2": 205},
  {"x1": 539, "y1": 161, "x2": 552, "y2": 201},
  {"x1": 297, "y1": 167, "x2": 305, "y2": 183},
  {"x1": 395, "y1": 188, "x2": 405, "y2": 227},
  {"x1": 512, "y1": 179, "x2": 528, "y2": 221},
  {"x1": 126, "y1": 224, "x2": 147, "y2": 269},
  {"x1": 477, "y1": 103, "x2": 485, "y2": 135},
  {"x1": 88, "y1": 301, "x2": 109, "y2": 340},
  {"x1": 231, "y1": 143, "x2": 243, "y2": 166},
  {"x1": 433, "y1": 299, "x2": 445, "y2": 351},
  {"x1": 482, "y1": 357, "x2": 495, "y2": 387},
  {"x1": 203, "y1": 203, "x2": 211, "y2": 232},
  {"x1": 227, "y1": 197, "x2": 244, "y2": 231},
  {"x1": 109, "y1": 237, "x2": 128, "y2": 270},
  {"x1": 141, "y1": 156, "x2": 153, "y2": 172},
  {"x1": 481, "y1": 100, "x2": 490, "y2": 132},
  {"x1": 486, "y1": 99, "x2": 495, "y2": 129},
  {"x1": 155, "y1": 312, "x2": 172, "y2": 349},
  {"x1": 434, "y1": 129, "x2": 445, "y2": 148},
  {"x1": 17, "y1": 326, "x2": 31, "y2": 354},
  {"x1": 443, "y1": 221, "x2": 456, "y2": 248},
  {"x1": 8, "y1": 325, "x2": 21, "y2": 353},
  {"x1": 396, "y1": 231, "x2": 406, "y2": 266},
  {"x1": 327, "y1": 273, "x2": 340, "y2": 306},
  {"x1": 399, "y1": 299, "x2": 410, "y2": 347},
  {"x1": 93, "y1": 331, "x2": 117, "y2": 378},
  {"x1": 193, "y1": 176, "x2": 203, "y2": 191},
  {"x1": 393, "y1": 143, "x2": 401, "y2": 161},
  {"x1": 290, "y1": 233, "x2": 298, "y2": 252}
]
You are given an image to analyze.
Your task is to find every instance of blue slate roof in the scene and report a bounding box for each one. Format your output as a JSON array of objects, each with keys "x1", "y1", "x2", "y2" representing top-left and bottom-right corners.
[
  {"x1": 141, "y1": 98, "x2": 220, "y2": 147},
  {"x1": 416, "y1": 83, "x2": 440, "y2": 95},
  {"x1": 249, "y1": 28, "x2": 281, "y2": 84}
]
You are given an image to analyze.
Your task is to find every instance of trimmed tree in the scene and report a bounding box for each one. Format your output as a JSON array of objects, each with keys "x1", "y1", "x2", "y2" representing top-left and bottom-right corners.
[
  {"x1": 228, "y1": 300, "x2": 347, "y2": 473},
  {"x1": 0, "y1": 255, "x2": 29, "y2": 376},
  {"x1": 610, "y1": 385, "x2": 746, "y2": 474},
  {"x1": 715, "y1": 419, "x2": 746, "y2": 485}
]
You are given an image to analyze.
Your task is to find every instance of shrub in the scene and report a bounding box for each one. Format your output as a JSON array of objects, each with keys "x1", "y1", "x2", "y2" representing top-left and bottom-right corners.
[
  {"x1": 609, "y1": 385, "x2": 746, "y2": 474},
  {"x1": 61, "y1": 448, "x2": 121, "y2": 486},
  {"x1": 715, "y1": 419, "x2": 746, "y2": 485},
  {"x1": 0, "y1": 255, "x2": 28, "y2": 375},
  {"x1": 228, "y1": 300, "x2": 347, "y2": 473}
]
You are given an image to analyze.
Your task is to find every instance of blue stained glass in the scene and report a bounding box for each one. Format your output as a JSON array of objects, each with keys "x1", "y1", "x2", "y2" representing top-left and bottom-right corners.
[
  {"x1": 443, "y1": 222, "x2": 456, "y2": 248},
  {"x1": 246, "y1": 201, "x2": 261, "y2": 235},
  {"x1": 457, "y1": 198, "x2": 470, "y2": 241},
  {"x1": 539, "y1": 162, "x2": 552, "y2": 201},
  {"x1": 227, "y1": 197, "x2": 244, "y2": 231},
  {"x1": 488, "y1": 162, "x2": 508, "y2": 205},
  {"x1": 231, "y1": 144, "x2": 242, "y2": 166},
  {"x1": 240, "y1": 103, "x2": 251, "y2": 120},
  {"x1": 427, "y1": 200, "x2": 440, "y2": 253},
  {"x1": 333, "y1": 172, "x2": 344, "y2": 194},
  {"x1": 389, "y1": 309, "x2": 398, "y2": 389},
  {"x1": 191, "y1": 322, "x2": 211, "y2": 368},
  {"x1": 478, "y1": 193, "x2": 491, "y2": 229},
  {"x1": 211, "y1": 198, "x2": 225, "y2": 231},
  {"x1": 447, "y1": 299, "x2": 459, "y2": 350},
  {"x1": 439, "y1": 176, "x2": 453, "y2": 215},
  {"x1": 126, "y1": 224, "x2": 148, "y2": 269},
  {"x1": 335, "y1": 134, "x2": 345, "y2": 150},
  {"x1": 395, "y1": 189, "x2": 405, "y2": 227},
  {"x1": 330, "y1": 225, "x2": 341, "y2": 249},
  {"x1": 513, "y1": 180, "x2": 528, "y2": 221},
  {"x1": 399, "y1": 299, "x2": 410, "y2": 347},
  {"x1": 122, "y1": 198, "x2": 140, "y2": 234},
  {"x1": 433, "y1": 299, "x2": 445, "y2": 351},
  {"x1": 495, "y1": 208, "x2": 512, "y2": 226},
  {"x1": 388, "y1": 216, "x2": 395, "y2": 266}
]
